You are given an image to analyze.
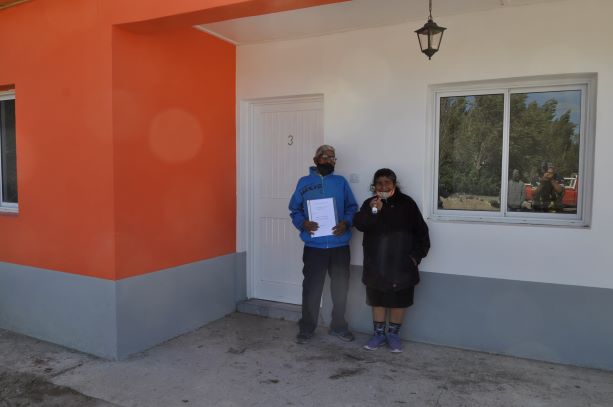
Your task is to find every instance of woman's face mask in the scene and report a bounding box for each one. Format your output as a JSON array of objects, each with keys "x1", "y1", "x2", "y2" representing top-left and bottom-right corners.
[
  {"x1": 374, "y1": 176, "x2": 396, "y2": 198},
  {"x1": 376, "y1": 190, "x2": 395, "y2": 199}
]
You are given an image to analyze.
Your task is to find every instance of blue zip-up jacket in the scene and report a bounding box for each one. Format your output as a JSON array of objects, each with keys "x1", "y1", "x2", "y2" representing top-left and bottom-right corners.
[{"x1": 289, "y1": 166, "x2": 358, "y2": 248}]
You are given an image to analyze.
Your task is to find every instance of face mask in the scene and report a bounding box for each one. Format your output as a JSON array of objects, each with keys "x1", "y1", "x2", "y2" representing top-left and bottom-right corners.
[
  {"x1": 316, "y1": 163, "x2": 334, "y2": 176},
  {"x1": 377, "y1": 189, "x2": 395, "y2": 199}
]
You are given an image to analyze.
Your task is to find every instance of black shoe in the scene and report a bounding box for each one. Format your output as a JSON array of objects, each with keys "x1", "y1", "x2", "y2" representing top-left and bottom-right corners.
[
  {"x1": 329, "y1": 329, "x2": 355, "y2": 342},
  {"x1": 295, "y1": 332, "x2": 313, "y2": 344}
]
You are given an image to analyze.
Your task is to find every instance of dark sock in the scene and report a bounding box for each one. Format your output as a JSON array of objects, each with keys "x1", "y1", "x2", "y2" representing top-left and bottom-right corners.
[
  {"x1": 373, "y1": 321, "x2": 386, "y2": 336},
  {"x1": 388, "y1": 322, "x2": 402, "y2": 335}
]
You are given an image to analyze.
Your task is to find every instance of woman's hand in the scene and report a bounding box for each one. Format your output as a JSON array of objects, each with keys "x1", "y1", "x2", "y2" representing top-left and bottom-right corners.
[{"x1": 370, "y1": 196, "x2": 383, "y2": 211}]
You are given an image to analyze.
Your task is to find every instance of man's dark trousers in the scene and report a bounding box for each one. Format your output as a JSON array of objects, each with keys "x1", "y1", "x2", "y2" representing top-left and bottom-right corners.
[{"x1": 298, "y1": 245, "x2": 350, "y2": 334}]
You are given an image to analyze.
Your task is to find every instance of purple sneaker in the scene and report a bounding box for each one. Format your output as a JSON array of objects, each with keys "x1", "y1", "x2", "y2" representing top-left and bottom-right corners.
[
  {"x1": 386, "y1": 333, "x2": 403, "y2": 353},
  {"x1": 363, "y1": 334, "x2": 387, "y2": 350}
]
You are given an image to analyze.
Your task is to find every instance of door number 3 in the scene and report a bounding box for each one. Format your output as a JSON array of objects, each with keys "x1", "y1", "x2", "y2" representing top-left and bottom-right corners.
[{"x1": 288, "y1": 135, "x2": 294, "y2": 145}]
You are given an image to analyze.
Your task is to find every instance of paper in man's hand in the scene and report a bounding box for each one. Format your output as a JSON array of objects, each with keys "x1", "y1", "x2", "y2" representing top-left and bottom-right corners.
[{"x1": 307, "y1": 198, "x2": 337, "y2": 238}]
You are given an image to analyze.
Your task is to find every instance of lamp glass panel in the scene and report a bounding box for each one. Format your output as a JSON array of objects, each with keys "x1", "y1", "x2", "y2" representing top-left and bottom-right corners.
[
  {"x1": 431, "y1": 32, "x2": 443, "y2": 50},
  {"x1": 417, "y1": 32, "x2": 428, "y2": 50}
]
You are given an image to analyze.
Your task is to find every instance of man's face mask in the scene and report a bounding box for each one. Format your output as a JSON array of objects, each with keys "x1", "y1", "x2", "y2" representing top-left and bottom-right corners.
[{"x1": 316, "y1": 163, "x2": 334, "y2": 176}]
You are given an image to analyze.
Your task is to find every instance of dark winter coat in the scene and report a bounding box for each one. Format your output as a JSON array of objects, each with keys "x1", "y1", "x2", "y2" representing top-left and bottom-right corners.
[{"x1": 353, "y1": 192, "x2": 430, "y2": 291}]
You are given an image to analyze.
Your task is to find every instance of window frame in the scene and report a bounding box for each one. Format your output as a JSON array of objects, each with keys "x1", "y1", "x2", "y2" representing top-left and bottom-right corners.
[
  {"x1": 0, "y1": 89, "x2": 18, "y2": 213},
  {"x1": 426, "y1": 74, "x2": 597, "y2": 227}
]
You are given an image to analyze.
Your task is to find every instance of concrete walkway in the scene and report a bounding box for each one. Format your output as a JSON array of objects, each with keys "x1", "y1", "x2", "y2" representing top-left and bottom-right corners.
[{"x1": 1, "y1": 313, "x2": 612, "y2": 407}]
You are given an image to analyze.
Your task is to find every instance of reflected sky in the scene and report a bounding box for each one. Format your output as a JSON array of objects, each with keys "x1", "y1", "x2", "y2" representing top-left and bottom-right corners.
[
  {"x1": 523, "y1": 90, "x2": 581, "y2": 128},
  {"x1": 448, "y1": 91, "x2": 581, "y2": 131}
]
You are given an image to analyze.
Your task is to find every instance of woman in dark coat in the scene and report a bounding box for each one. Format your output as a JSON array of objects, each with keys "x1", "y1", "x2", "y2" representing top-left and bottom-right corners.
[{"x1": 353, "y1": 168, "x2": 430, "y2": 352}]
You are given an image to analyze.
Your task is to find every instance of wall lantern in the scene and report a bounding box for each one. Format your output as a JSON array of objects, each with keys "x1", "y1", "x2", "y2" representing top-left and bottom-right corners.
[{"x1": 415, "y1": 0, "x2": 446, "y2": 60}]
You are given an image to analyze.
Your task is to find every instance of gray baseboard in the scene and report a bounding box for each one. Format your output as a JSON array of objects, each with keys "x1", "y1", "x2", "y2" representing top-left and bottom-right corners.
[
  {"x1": 3, "y1": 257, "x2": 612, "y2": 370},
  {"x1": 0, "y1": 253, "x2": 247, "y2": 360},
  {"x1": 116, "y1": 252, "x2": 245, "y2": 359},
  {"x1": 0, "y1": 262, "x2": 118, "y2": 359},
  {"x1": 321, "y1": 266, "x2": 613, "y2": 371}
]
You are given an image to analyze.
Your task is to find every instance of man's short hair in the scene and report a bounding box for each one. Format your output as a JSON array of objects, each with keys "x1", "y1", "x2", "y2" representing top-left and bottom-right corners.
[{"x1": 314, "y1": 145, "x2": 335, "y2": 158}]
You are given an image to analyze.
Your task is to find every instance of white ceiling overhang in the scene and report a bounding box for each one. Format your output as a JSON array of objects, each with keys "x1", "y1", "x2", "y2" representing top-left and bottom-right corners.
[{"x1": 196, "y1": 0, "x2": 566, "y2": 45}]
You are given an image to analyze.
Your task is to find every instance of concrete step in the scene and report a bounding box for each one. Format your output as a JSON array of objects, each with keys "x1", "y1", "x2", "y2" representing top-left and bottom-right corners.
[{"x1": 236, "y1": 299, "x2": 302, "y2": 322}]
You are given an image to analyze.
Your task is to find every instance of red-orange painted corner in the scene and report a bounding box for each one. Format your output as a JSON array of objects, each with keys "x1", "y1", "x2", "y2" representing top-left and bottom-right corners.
[
  {"x1": 112, "y1": 26, "x2": 236, "y2": 280},
  {"x1": 0, "y1": 0, "x2": 341, "y2": 280}
]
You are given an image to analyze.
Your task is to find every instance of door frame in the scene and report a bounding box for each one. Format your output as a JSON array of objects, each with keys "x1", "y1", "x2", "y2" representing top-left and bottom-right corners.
[{"x1": 238, "y1": 94, "x2": 324, "y2": 300}]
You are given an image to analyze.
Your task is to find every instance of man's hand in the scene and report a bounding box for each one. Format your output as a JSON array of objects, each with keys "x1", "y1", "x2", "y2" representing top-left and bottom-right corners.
[
  {"x1": 302, "y1": 220, "x2": 319, "y2": 234},
  {"x1": 332, "y1": 220, "x2": 347, "y2": 236}
]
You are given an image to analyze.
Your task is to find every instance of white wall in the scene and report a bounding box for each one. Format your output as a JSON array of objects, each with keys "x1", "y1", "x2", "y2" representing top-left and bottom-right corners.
[{"x1": 237, "y1": 0, "x2": 613, "y2": 289}]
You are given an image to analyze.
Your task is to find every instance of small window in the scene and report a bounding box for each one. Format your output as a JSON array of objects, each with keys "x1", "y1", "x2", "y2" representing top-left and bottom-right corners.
[
  {"x1": 429, "y1": 74, "x2": 596, "y2": 227},
  {"x1": 0, "y1": 89, "x2": 18, "y2": 212}
]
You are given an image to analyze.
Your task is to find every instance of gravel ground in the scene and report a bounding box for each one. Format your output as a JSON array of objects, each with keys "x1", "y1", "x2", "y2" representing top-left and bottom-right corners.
[
  {"x1": 0, "y1": 367, "x2": 115, "y2": 407},
  {"x1": 2, "y1": 314, "x2": 613, "y2": 407}
]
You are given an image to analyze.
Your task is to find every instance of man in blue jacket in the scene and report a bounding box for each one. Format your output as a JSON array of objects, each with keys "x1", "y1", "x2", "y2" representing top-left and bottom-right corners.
[{"x1": 289, "y1": 145, "x2": 358, "y2": 344}]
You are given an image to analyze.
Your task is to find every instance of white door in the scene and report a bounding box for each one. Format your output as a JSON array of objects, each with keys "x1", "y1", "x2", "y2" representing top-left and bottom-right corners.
[{"x1": 250, "y1": 96, "x2": 323, "y2": 304}]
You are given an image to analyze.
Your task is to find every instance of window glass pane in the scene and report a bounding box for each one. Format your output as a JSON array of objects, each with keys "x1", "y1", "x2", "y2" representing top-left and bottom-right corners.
[
  {"x1": 438, "y1": 94, "x2": 504, "y2": 211},
  {"x1": 508, "y1": 90, "x2": 580, "y2": 214},
  {"x1": 1, "y1": 98, "x2": 18, "y2": 204}
]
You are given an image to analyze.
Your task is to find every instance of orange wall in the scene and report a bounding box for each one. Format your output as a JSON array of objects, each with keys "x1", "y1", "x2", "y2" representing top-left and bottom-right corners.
[
  {"x1": 0, "y1": 0, "x2": 115, "y2": 279},
  {"x1": 0, "y1": 0, "x2": 344, "y2": 280},
  {"x1": 112, "y1": 26, "x2": 236, "y2": 279}
]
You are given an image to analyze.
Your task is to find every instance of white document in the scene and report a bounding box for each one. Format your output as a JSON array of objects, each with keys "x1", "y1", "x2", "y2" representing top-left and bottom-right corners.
[{"x1": 307, "y1": 198, "x2": 337, "y2": 238}]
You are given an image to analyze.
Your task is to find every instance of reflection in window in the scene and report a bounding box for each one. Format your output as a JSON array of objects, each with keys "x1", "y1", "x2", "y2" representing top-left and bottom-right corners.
[
  {"x1": 432, "y1": 74, "x2": 595, "y2": 226},
  {"x1": 508, "y1": 91, "x2": 580, "y2": 214},
  {"x1": 438, "y1": 94, "x2": 503, "y2": 211}
]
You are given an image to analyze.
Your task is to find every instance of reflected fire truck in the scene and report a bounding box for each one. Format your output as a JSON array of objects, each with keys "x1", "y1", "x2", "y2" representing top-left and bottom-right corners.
[{"x1": 524, "y1": 176, "x2": 578, "y2": 208}]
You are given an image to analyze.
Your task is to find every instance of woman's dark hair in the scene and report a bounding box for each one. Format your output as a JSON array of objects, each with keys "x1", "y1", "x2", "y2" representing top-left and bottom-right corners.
[{"x1": 370, "y1": 168, "x2": 400, "y2": 192}]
